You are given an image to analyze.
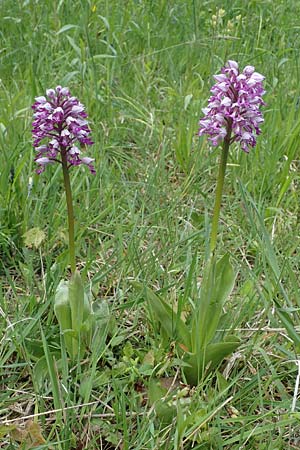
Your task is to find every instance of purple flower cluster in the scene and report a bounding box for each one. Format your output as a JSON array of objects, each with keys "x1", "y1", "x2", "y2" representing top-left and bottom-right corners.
[
  {"x1": 32, "y1": 86, "x2": 95, "y2": 173},
  {"x1": 199, "y1": 60, "x2": 265, "y2": 152}
]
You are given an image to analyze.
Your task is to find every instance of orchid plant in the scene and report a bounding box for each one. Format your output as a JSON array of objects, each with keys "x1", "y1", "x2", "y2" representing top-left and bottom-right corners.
[
  {"x1": 32, "y1": 86, "x2": 96, "y2": 360},
  {"x1": 136, "y1": 60, "x2": 265, "y2": 385}
]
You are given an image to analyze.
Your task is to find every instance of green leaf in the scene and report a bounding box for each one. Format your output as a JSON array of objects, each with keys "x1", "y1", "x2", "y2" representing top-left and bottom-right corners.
[
  {"x1": 34, "y1": 356, "x2": 49, "y2": 390},
  {"x1": 192, "y1": 254, "x2": 236, "y2": 351},
  {"x1": 205, "y1": 339, "x2": 240, "y2": 369},
  {"x1": 216, "y1": 370, "x2": 230, "y2": 392},
  {"x1": 148, "y1": 378, "x2": 177, "y2": 424},
  {"x1": 54, "y1": 276, "x2": 94, "y2": 359},
  {"x1": 56, "y1": 24, "x2": 79, "y2": 34},
  {"x1": 184, "y1": 338, "x2": 240, "y2": 386},
  {"x1": 184, "y1": 94, "x2": 193, "y2": 110},
  {"x1": 54, "y1": 280, "x2": 73, "y2": 357},
  {"x1": 66, "y1": 35, "x2": 81, "y2": 57},
  {"x1": 54, "y1": 280, "x2": 72, "y2": 330},
  {"x1": 214, "y1": 254, "x2": 236, "y2": 309},
  {"x1": 68, "y1": 270, "x2": 85, "y2": 333},
  {"x1": 87, "y1": 303, "x2": 110, "y2": 361},
  {"x1": 40, "y1": 327, "x2": 62, "y2": 421},
  {"x1": 272, "y1": 300, "x2": 300, "y2": 349},
  {"x1": 82, "y1": 293, "x2": 93, "y2": 323},
  {"x1": 132, "y1": 282, "x2": 191, "y2": 349},
  {"x1": 239, "y1": 185, "x2": 300, "y2": 349}
]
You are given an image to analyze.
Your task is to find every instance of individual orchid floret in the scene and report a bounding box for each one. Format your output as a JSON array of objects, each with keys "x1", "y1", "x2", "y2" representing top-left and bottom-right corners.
[
  {"x1": 32, "y1": 86, "x2": 95, "y2": 173},
  {"x1": 198, "y1": 60, "x2": 265, "y2": 152}
]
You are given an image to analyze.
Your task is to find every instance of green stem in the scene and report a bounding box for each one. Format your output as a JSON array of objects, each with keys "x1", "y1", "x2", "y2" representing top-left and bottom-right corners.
[
  {"x1": 209, "y1": 131, "x2": 231, "y2": 254},
  {"x1": 61, "y1": 152, "x2": 76, "y2": 273}
]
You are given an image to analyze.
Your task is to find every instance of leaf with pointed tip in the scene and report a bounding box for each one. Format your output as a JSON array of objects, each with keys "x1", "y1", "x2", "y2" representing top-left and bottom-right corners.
[
  {"x1": 192, "y1": 254, "x2": 236, "y2": 351},
  {"x1": 68, "y1": 270, "x2": 85, "y2": 333},
  {"x1": 132, "y1": 282, "x2": 191, "y2": 349},
  {"x1": 184, "y1": 338, "x2": 240, "y2": 386},
  {"x1": 148, "y1": 378, "x2": 177, "y2": 424},
  {"x1": 54, "y1": 280, "x2": 73, "y2": 358}
]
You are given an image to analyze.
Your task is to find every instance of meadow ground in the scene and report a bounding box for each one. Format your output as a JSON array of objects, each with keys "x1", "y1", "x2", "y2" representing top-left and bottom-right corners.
[{"x1": 1, "y1": 0, "x2": 300, "y2": 448}]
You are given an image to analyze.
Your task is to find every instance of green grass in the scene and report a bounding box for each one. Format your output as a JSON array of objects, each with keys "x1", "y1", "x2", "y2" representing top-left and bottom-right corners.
[{"x1": 1, "y1": 0, "x2": 300, "y2": 448}]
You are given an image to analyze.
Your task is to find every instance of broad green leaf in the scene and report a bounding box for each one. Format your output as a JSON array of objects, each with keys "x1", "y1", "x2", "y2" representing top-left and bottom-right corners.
[
  {"x1": 214, "y1": 254, "x2": 236, "y2": 309},
  {"x1": 148, "y1": 378, "x2": 177, "y2": 424},
  {"x1": 78, "y1": 299, "x2": 109, "y2": 359},
  {"x1": 133, "y1": 282, "x2": 191, "y2": 349},
  {"x1": 80, "y1": 300, "x2": 94, "y2": 351},
  {"x1": 216, "y1": 370, "x2": 230, "y2": 392},
  {"x1": 54, "y1": 280, "x2": 72, "y2": 331},
  {"x1": 192, "y1": 254, "x2": 236, "y2": 351},
  {"x1": 54, "y1": 280, "x2": 73, "y2": 357},
  {"x1": 68, "y1": 270, "x2": 85, "y2": 333},
  {"x1": 184, "y1": 338, "x2": 240, "y2": 386},
  {"x1": 82, "y1": 292, "x2": 93, "y2": 324},
  {"x1": 34, "y1": 356, "x2": 50, "y2": 390},
  {"x1": 205, "y1": 339, "x2": 240, "y2": 369},
  {"x1": 148, "y1": 377, "x2": 167, "y2": 403},
  {"x1": 205, "y1": 254, "x2": 236, "y2": 343}
]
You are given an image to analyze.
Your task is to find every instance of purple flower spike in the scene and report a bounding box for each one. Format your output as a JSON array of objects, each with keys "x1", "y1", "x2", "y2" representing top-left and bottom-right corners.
[
  {"x1": 32, "y1": 86, "x2": 95, "y2": 173},
  {"x1": 199, "y1": 60, "x2": 265, "y2": 152}
]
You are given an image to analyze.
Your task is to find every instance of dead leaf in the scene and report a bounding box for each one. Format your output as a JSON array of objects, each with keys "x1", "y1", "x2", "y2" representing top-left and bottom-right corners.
[
  {"x1": 23, "y1": 228, "x2": 46, "y2": 249},
  {"x1": 10, "y1": 420, "x2": 47, "y2": 449}
]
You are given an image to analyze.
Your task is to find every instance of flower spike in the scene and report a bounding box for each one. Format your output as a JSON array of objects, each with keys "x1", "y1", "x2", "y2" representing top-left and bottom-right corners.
[
  {"x1": 199, "y1": 60, "x2": 265, "y2": 152},
  {"x1": 32, "y1": 86, "x2": 95, "y2": 173}
]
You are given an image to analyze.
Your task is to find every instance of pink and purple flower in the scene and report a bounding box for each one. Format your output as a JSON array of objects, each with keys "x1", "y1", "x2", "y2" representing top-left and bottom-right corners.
[
  {"x1": 32, "y1": 86, "x2": 95, "y2": 173},
  {"x1": 199, "y1": 60, "x2": 265, "y2": 152}
]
